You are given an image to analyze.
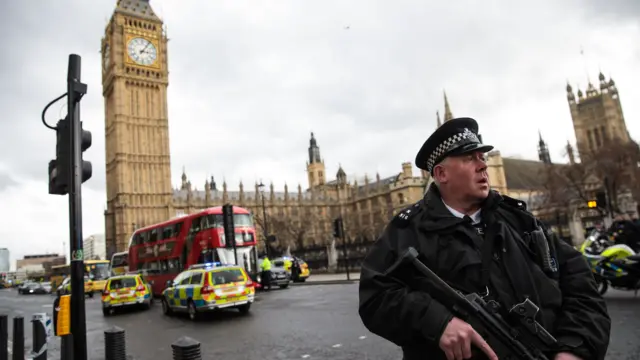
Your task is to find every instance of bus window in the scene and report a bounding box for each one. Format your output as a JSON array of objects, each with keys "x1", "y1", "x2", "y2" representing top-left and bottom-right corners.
[
  {"x1": 88, "y1": 263, "x2": 110, "y2": 280},
  {"x1": 196, "y1": 249, "x2": 219, "y2": 264},
  {"x1": 172, "y1": 222, "x2": 183, "y2": 237},
  {"x1": 150, "y1": 229, "x2": 158, "y2": 242}
]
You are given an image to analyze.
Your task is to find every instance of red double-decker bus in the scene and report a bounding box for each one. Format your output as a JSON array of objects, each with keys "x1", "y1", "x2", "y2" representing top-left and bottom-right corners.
[{"x1": 128, "y1": 206, "x2": 258, "y2": 296}]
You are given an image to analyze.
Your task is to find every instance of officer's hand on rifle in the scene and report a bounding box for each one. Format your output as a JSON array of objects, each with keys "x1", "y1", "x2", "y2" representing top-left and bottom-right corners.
[
  {"x1": 555, "y1": 353, "x2": 583, "y2": 360},
  {"x1": 439, "y1": 317, "x2": 498, "y2": 360}
]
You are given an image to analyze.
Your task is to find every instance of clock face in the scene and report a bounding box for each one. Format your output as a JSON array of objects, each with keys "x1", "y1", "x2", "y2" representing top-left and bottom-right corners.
[
  {"x1": 103, "y1": 44, "x2": 110, "y2": 71},
  {"x1": 127, "y1": 37, "x2": 157, "y2": 66}
]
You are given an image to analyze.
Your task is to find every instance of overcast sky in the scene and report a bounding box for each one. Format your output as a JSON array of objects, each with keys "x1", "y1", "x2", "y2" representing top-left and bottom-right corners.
[{"x1": 0, "y1": 0, "x2": 639, "y2": 269}]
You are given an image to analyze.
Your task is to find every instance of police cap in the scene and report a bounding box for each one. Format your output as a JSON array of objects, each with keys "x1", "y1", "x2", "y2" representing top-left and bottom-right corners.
[{"x1": 415, "y1": 117, "x2": 494, "y2": 174}]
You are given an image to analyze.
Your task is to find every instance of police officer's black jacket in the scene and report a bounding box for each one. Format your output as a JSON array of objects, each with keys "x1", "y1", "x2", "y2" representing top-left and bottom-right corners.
[{"x1": 358, "y1": 184, "x2": 611, "y2": 360}]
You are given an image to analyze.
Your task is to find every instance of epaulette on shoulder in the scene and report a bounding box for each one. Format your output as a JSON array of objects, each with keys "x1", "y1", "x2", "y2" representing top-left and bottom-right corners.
[
  {"x1": 501, "y1": 195, "x2": 527, "y2": 212},
  {"x1": 392, "y1": 201, "x2": 423, "y2": 228}
]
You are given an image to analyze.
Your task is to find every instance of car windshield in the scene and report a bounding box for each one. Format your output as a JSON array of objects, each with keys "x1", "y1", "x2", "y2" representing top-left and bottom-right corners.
[
  {"x1": 109, "y1": 277, "x2": 138, "y2": 290},
  {"x1": 209, "y1": 269, "x2": 245, "y2": 285}
]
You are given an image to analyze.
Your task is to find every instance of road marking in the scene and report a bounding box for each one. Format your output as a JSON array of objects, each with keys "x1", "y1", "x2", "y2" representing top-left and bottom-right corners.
[
  {"x1": 331, "y1": 343, "x2": 342, "y2": 348},
  {"x1": 359, "y1": 335, "x2": 367, "y2": 340},
  {"x1": 301, "y1": 355, "x2": 310, "y2": 358},
  {"x1": 7, "y1": 339, "x2": 12, "y2": 355}
]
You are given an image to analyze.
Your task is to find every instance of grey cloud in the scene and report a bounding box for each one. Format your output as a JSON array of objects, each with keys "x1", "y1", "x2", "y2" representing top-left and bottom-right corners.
[
  {"x1": 0, "y1": 171, "x2": 17, "y2": 192},
  {"x1": 1, "y1": 0, "x2": 640, "y2": 200},
  {"x1": 580, "y1": 0, "x2": 640, "y2": 22}
]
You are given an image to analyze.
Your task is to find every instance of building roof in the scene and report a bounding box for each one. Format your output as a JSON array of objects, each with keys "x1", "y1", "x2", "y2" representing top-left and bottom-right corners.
[
  {"x1": 115, "y1": 0, "x2": 161, "y2": 22},
  {"x1": 502, "y1": 158, "x2": 549, "y2": 190}
]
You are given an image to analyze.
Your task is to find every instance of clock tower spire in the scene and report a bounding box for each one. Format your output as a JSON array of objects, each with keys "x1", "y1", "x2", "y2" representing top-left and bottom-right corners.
[{"x1": 102, "y1": 0, "x2": 173, "y2": 257}]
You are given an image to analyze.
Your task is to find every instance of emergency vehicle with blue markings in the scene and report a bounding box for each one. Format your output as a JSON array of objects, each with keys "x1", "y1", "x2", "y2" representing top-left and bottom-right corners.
[
  {"x1": 161, "y1": 262, "x2": 255, "y2": 321},
  {"x1": 101, "y1": 273, "x2": 154, "y2": 316}
]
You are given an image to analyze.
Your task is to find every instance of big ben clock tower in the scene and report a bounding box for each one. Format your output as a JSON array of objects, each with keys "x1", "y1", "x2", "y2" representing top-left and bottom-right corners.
[{"x1": 102, "y1": 0, "x2": 173, "y2": 256}]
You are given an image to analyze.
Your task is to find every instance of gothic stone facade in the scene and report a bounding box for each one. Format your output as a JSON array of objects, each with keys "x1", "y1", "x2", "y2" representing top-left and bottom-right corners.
[{"x1": 101, "y1": 0, "x2": 611, "y2": 261}]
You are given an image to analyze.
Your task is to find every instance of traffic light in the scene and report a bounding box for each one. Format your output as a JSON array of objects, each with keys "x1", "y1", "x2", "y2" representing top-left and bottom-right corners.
[
  {"x1": 333, "y1": 217, "x2": 344, "y2": 238},
  {"x1": 587, "y1": 200, "x2": 597, "y2": 208},
  {"x1": 48, "y1": 117, "x2": 71, "y2": 195},
  {"x1": 48, "y1": 118, "x2": 92, "y2": 195},
  {"x1": 80, "y1": 121, "x2": 92, "y2": 184},
  {"x1": 222, "y1": 203, "x2": 235, "y2": 248}
]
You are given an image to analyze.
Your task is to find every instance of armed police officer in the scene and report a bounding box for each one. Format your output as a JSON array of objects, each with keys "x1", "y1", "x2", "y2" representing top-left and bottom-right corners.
[{"x1": 358, "y1": 118, "x2": 611, "y2": 360}]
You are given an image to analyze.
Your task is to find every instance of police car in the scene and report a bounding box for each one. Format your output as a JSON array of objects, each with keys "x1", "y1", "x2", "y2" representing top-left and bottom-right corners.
[{"x1": 161, "y1": 262, "x2": 255, "y2": 321}]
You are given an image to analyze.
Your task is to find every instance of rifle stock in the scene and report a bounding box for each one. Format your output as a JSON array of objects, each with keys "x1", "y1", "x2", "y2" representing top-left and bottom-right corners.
[{"x1": 394, "y1": 247, "x2": 558, "y2": 360}]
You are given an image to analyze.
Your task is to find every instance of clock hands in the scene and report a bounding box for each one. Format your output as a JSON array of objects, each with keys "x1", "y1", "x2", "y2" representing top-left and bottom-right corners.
[{"x1": 139, "y1": 41, "x2": 151, "y2": 54}]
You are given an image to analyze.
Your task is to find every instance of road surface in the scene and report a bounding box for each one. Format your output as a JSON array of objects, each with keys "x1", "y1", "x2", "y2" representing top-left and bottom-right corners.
[{"x1": 1, "y1": 285, "x2": 638, "y2": 359}]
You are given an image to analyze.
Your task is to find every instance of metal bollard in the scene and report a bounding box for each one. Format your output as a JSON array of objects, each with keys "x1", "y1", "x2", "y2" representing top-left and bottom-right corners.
[
  {"x1": 1, "y1": 314, "x2": 8, "y2": 360},
  {"x1": 31, "y1": 314, "x2": 47, "y2": 360},
  {"x1": 104, "y1": 326, "x2": 126, "y2": 360},
  {"x1": 11, "y1": 316, "x2": 23, "y2": 360},
  {"x1": 60, "y1": 334, "x2": 73, "y2": 360},
  {"x1": 171, "y1": 336, "x2": 201, "y2": 360}
]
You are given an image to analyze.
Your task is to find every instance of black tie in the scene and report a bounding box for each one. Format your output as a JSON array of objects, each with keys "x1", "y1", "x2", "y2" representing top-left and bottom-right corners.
[{"x1": 464, "y1": 215, "x2": 485, "y2": 236}]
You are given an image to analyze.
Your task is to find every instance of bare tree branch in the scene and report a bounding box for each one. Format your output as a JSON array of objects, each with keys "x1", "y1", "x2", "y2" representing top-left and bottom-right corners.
[{"x1": 539, "y1": 140, "x2": 640, "y2": 216}]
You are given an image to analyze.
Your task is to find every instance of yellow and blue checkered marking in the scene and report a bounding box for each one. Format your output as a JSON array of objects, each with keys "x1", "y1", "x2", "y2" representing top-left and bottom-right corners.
[{"x1": 163, "y1": 269, "x2": 255, "y2": 311}]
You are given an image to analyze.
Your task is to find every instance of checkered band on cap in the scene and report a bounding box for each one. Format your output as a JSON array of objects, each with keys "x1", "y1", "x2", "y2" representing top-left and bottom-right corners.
[{"x1": 426, "y1": 128, "x2": 480, "y2": 172}]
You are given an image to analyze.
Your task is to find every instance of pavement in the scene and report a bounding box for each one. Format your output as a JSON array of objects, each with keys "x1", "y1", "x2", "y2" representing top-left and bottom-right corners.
[
  {"x1": 0, "y1": 285, "x2": 638, "y2": 360},
  {"x1": 293, "y1": 272, "x2": 360, "y2": 285}
]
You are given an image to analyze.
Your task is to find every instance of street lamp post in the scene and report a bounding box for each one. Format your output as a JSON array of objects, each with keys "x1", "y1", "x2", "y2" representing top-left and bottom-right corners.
[{"x1": 258, "y1": 181, "x2": 270, "y2": 258}]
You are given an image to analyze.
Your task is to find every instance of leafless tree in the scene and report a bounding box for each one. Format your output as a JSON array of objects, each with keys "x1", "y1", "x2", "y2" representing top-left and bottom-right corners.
[{"x1": 540, "y1": 140, "x2": 640, "y2": 216}]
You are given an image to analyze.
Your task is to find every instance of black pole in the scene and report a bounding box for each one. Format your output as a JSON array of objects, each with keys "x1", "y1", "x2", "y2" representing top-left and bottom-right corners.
[
  {"x1": 339, "y1": 218, "x2": 350, "y2": 281},
  {"x1": 60, "y1": 334, "x2": 73, "y2": 360},
  {"x1": 67, "y1": 54, "x2": 88, "y2": 360},
  {"x1": 0, "y1": 314, "x2": 7, "y2": 360},
  {"x1": 12, "y1": 316, "x2": 24, "y2": 360},
  {"x1": 31, "y1": 315, "x2": 47, "y2": 360},
  {"x1": 261, "y1": 192, "x2": 270, "y2": 258}
]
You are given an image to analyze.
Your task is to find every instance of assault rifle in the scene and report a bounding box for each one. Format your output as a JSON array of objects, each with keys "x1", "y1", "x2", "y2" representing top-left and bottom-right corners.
[{"x1": 389, "y1": 247, "x2": 558, "y2": 360}]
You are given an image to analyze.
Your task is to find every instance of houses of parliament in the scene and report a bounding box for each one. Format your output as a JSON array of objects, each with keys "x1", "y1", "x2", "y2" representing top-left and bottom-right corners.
[{"x1": 101, "y1": 0, "x2": 634, "y2": 258}]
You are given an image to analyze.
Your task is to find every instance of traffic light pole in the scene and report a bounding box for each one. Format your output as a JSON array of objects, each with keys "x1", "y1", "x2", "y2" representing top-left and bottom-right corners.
[{"x1": 67, "y1": 54, "x2": 88, "y2": 360}]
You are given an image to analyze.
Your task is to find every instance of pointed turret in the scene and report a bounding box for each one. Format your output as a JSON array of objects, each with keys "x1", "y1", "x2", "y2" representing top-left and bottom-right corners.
[
  {"x1": 436, "y1": 111, "x2": 442, "y2": 128},
  {"x1": 115, "y1": 0, "x2": 162, "y2": 22},
  {"x1": 336, "y1": 164, "x2": 347, "y2": 185},
  {"x1": 537, "y1": 131, "x2": 551, "y2": 164},
  {"x1": 205, "y1": 178, "x2": 211, "y2": 204},
  {"x1": 566, "y1": 141, "x2": 576, "y2": 164},
  {"x1": 443, "y1": 91, "x2": 453, "y2": 121},
  {"x1": 308, "y1": 132, "x2": 321, "y2": 164},
  {"x1": 181, "y1": 167, "x2": 188, "y2": 190},
  {"x1": 307, "y1": 131, "x2": 326, "y2": 188},
  {"x1": 210, "y1": 176, "x2": 217, "y2": 191}
]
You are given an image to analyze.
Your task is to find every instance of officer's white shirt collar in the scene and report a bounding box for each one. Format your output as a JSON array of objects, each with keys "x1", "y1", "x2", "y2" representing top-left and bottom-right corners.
[{"x1": 443, "y1": 202, "x2": 482, "y2": 225}]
